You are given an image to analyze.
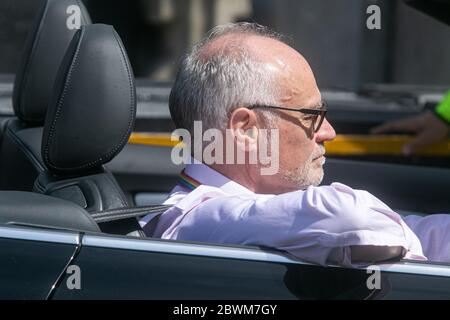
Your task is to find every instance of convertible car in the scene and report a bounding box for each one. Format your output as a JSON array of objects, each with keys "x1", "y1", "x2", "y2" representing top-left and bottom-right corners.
[{"x1": 0, "y1": 0, "x2": 449, "y2": 300}]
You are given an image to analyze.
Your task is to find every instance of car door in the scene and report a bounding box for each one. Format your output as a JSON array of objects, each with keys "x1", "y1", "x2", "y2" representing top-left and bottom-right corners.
[
  {"x1": 0, "y1": 224, "x2": 80, "y2": 299},
  {"x1": 50, "y1": 232, "x2": 450, "y2": 299}
]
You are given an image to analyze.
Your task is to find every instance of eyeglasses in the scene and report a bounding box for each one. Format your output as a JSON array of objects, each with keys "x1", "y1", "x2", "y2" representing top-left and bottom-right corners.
[{"x1": 248, "y1": 101, "x2": 328, "y2": 133}]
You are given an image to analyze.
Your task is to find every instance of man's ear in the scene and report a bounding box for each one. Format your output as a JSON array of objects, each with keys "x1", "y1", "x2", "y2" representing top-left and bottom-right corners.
[{"x1": 229, "y1": 107, "x2": 259, "y2": 152}]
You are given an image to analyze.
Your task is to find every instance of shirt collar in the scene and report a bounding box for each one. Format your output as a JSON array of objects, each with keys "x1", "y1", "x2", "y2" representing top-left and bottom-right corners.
[{"x1": 183, "y1": 160, "x2": 254, "y2": 196}]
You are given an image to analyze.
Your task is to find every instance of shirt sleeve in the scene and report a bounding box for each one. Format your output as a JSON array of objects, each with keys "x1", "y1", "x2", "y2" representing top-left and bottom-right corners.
[
  {"x1": 402, "y1": 214, "x2": 450, "y2": 263},
  {"x1": 170, "y1": 182, "x2": 426, "y2": 267}
]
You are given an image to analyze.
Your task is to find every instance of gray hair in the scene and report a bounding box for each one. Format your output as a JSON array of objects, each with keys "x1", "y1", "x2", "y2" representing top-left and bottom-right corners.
[{"x1": 169, "y1": 22, "x2": 287, "y2": 134}]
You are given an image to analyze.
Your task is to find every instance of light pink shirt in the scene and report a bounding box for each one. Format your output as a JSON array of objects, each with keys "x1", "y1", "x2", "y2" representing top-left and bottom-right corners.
[{"x1": 140, "y1": 163, "x2": 449, "y2": 266}]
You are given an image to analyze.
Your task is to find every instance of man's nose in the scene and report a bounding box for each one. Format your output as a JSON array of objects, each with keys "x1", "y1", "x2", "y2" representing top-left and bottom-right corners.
[{"x1": 315, "y1": 119, "x2": 336, "y2": 142}]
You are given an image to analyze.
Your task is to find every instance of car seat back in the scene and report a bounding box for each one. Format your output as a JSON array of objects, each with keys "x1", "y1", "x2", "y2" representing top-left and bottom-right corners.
[
  {"x1": 34, "y1": 24, "x2": 140, "y2": 235},
  {"x1": 0, "y1": 0, "x2": 91, "y2": 191}
]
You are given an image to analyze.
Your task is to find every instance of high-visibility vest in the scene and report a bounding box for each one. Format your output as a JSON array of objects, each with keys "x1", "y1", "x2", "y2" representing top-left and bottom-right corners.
[{"x1": 435, "y1": 90, "x2": 450, "y2": 125}]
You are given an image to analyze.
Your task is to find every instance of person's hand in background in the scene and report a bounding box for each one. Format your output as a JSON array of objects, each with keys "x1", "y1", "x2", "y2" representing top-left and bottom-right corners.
[
  {"x1": 371, "y1": 111, "x2": 449, "y2": 156},
  {"x1": 371, "y1": 91, "x2": 450, "y2": 156}
]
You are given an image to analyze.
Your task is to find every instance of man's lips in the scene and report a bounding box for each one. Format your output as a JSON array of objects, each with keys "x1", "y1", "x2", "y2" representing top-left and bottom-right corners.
[{"x1": 313, "y1": 154, "x2": 325, "y2": 161}]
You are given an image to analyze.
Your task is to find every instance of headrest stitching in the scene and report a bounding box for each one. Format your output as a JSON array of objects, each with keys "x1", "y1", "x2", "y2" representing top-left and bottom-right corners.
[
  {"x1": 43, "y1": 28, "x2": 85, "y2": 171},
  {"x1": 75, "y1": 0, "x2": 86, "y2": 24}
]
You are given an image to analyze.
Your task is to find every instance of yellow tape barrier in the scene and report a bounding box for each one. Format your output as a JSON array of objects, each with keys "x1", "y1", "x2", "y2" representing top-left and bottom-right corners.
[{"x1": 128, "y1": 133, "x2": 450, "y2": 156}]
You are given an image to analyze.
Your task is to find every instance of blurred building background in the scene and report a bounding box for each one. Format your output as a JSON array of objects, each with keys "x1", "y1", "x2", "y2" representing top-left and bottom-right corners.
[{"x1": 1, "y1": 0, "x2": 449, "y2": 90}]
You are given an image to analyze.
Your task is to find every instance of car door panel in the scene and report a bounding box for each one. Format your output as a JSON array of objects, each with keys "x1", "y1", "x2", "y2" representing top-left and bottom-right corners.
[
  {"x1": 51, "y1": 234, "x2": 450, "y2": 299},
  {"x1": 0, "y1": 226, "x2": 79, "y2": 299}
]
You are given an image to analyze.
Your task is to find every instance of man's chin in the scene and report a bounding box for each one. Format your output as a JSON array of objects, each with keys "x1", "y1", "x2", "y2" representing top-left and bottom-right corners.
[
  {"x1": 288, "y1": 175, "x2": 323, "y2": 191},
  {"x1": 277, "y1": 164, "x2": 325, "y2": 191},
  {"x1": 304, "y1": 167, "x2": 324, "y2": 188},
  {"x1": 313, "y1": 175, "x2": 324, "y2": 187},
  {"x1": 314, "y1": 167, "x2": 325, "y2": 186}
]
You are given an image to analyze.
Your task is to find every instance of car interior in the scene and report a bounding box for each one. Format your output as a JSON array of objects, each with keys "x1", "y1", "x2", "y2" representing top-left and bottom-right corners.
[
  {"x1": 0, "y1": 0, "x2": 91, "y2": 191},
  {"x1": 0, "y1": 0, "x2": 449, "y2": 265},
  {"x1": 0, "y1": 0, "x2": 163, "y2": 237}
]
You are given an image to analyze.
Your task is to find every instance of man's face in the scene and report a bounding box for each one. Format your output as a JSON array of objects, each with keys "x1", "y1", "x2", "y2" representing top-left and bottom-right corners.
[
  {"x1": 274, "y1": 102, "x2": 332, "y2": 192},
  {"x1": 251, "y1": 37, "x2": 336, "y2": 193}
]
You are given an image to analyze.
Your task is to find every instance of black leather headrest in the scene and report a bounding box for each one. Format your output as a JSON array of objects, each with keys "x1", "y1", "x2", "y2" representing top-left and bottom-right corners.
[
  {"x1": 13, "y1": 0, "x2": 91, "y2": 125},
  {"x1": 42, "y1": 24, "x2": 136, "y2": 175}
]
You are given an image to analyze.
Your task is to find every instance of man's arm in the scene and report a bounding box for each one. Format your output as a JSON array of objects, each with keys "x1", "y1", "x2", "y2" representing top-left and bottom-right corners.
[{"x1": 176, "y1": 183, "x2": 425, "y2": 267}]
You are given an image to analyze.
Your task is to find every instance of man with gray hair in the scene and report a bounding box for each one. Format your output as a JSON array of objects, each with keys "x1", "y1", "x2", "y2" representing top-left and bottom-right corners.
[{"x1": 140, "y1": 23, "x2": 450, "y2": 266}]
